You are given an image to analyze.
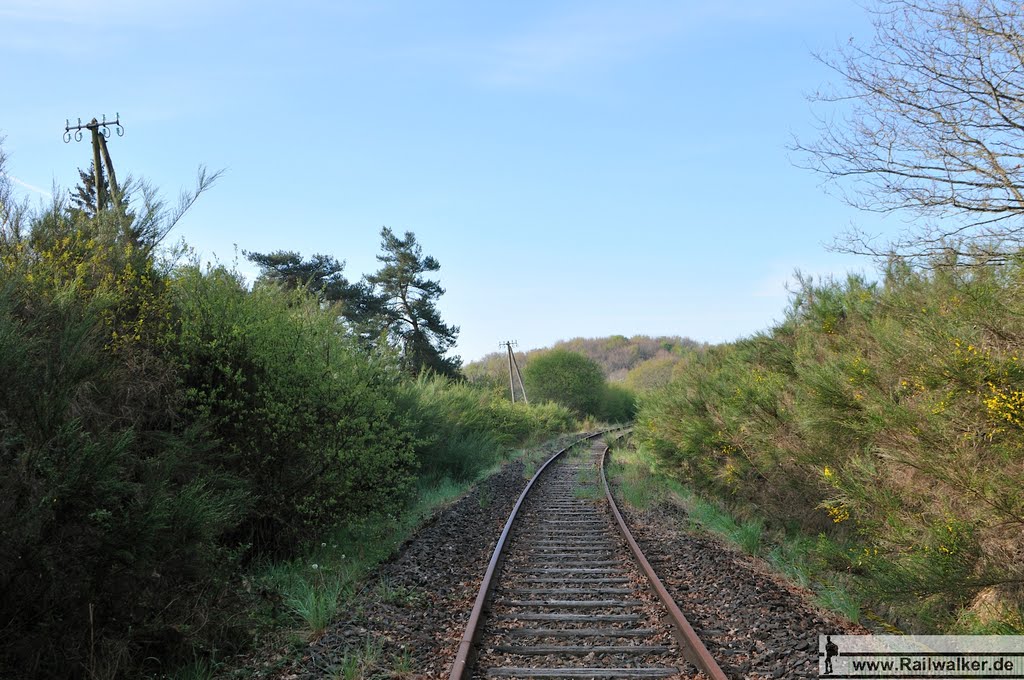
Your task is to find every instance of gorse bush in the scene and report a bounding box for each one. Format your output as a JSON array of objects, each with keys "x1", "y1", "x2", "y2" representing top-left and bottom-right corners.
[
  {"x1": 0, "y1": 211, "x2": 245, "y2": 678},
  {"x1": 638, "y1": 261, "x2": 1024, "y2": 631},
  {"x1": 170, "y1": 265, "x2": 417, "y2": 555},
  {"x1": 0, "y1": 166, "x2": 576, "y2": 677}
]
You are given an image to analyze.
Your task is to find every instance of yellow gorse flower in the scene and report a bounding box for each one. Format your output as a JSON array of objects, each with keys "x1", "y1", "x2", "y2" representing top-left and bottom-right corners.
[
  {"x1": 984, "y1": 383, "x2": 1024, "y2": 429},
  {"x1": 826, "y1": 504, "x2": 850, "y2": 523}
]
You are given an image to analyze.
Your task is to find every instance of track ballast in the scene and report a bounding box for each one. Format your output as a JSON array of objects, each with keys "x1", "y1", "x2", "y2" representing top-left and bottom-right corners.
[{"x1": 450, "y1": 434, "x2": 727, "y2": 680}]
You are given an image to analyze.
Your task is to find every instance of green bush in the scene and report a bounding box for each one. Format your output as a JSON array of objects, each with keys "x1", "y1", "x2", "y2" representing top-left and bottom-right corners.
[
  {"x1": 599, "y1": 383, "x2": 637, "y2": 422},
  {"x1": 524, "y1": 349, "x2": 606, "y2": 416},
  {"x1": 397, "y1": 375, "x2": 573, "y2": 482},
  {"x1": 0, "y1": 218, "x2": 246, "y2": 678},
  {"x1": 0, "y1": 222, "x2": 422, "y2": 676},
  {"x1": 637, "y1": 263, "x2": 1024, "y2": 631},
  {"x1": 523, "y1": 348, "x2": 635, "y2": 421},
  {"x1": 169, "y1": 265, "x2": 418, "y2": 554}
]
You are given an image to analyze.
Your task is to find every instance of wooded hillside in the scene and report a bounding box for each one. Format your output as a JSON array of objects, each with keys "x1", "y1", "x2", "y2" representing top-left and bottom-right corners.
[{"x1": 465, "y1": 334, "x2": 703, "y2": 390}]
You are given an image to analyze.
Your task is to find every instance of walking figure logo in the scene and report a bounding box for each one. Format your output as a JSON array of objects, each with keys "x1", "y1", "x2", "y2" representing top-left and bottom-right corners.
[{"x1": 825, "y1": 635, "x2": 839, "y2": 674}]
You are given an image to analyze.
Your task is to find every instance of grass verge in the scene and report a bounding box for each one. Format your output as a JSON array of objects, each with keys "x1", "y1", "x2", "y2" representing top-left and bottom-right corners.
[
  {"x1": 205, "y1": 433, "x2": 578, "y2": 679},
  {"x1": 608, "y1": 438, "x2": 866, "y2": 626}
]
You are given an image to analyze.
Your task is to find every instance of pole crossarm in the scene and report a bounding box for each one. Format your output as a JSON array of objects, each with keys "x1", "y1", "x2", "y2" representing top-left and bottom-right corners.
[
  {"x1": 62, "y1": 113, "x2": 125, "y2": 213},
  {"x1": 64, "y1": 114, "x2": 124, "y2": 143}
]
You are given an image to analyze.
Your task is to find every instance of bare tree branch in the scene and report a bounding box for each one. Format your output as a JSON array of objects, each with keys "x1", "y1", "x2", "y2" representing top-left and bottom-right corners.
[
  {"x1": 793, "y1": 0, "x2": 1024, "y2": 265},
  {"x1": 128, "y1": 166, "x2": 223, "y2": 254}
]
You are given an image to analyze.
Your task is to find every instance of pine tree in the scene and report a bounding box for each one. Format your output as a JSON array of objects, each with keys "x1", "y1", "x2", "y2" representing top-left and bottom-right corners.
[
  {"x1": 69, "y1": 164, "x2": 104, "y2": 219},
  {"x1": 68, "y1": 162, "x2": 129, "y2": 220},
  {"x1": 366, "y1": 228, "x2": 461, "y2": 377},
  {"x1": 246, "y1": 250, "x2": 353, "y2": 301},
  {"x1": 245, "y1": 249, "x2": 387, "y2": 345}
]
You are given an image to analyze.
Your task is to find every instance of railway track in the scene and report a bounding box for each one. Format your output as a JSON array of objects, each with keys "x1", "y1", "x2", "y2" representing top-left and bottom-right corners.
[{"x1": 449, "y1": 432, "x2": 728, "y2": 680}]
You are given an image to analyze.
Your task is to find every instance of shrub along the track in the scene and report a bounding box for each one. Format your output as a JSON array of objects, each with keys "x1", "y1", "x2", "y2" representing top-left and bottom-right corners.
[
  {"x1": 637, "y1": 260, "x2": 1024, "y2": 632},
  {"x1": 0, "y1": 217, "x2": 253, "y2": 678},
  {"x1": 170, "y1": 265, "x2": 417, "y2": 556},
  {"x1": 0, "y1": 204, "x2": 573, "y2": 678},
  {"x1": 396, "y1": 374, "x2": 574, "y2": 483}
]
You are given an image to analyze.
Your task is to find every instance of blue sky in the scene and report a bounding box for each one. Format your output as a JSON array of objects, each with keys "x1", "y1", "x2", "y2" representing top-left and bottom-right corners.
[{"x1": 1, "y1": 0, "x2": 899, "y2": 362}]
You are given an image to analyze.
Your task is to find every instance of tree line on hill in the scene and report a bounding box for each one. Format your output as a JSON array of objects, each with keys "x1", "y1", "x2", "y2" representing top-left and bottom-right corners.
[{"x1": 466, "y1": 334, "x2": 700, "y2": 385}]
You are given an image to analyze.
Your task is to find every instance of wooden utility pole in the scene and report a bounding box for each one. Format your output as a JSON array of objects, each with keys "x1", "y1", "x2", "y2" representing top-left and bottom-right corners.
[
  {"x1": 511, "y1": 349, "x2": 527, "y2": 403},
  {"x1": 506, "y1": 341, "x2": 516, "y2": 403},
  {"x1": 500, "y1": 341, "x2": 528, "y2": 403},
  {"x1": 64, "y1": 114, "x2": 124, "y2": 214}
]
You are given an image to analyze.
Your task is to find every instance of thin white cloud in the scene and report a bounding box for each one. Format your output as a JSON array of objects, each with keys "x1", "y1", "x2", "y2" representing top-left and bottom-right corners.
[
  {"x1": 752, "y1": 260, "x2": 873, "y2": 301},
  {"x1": 0, "y1": 0, "x2": 243, "y2": 54},
  {"x1": 752, "y1": 264, "x2": 820, "y2": 300},
  {"x1": 3, "y1": 173, "x2": 54, "y2": 199},
  {"x1": 752, "y1": 268, "x2": 796, "y2": 299}
]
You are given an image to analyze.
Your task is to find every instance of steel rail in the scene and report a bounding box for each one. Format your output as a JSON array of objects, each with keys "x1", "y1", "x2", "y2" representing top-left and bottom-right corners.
[
  {"x1": 447, "y1": 430, "x2": 613, "y2": 680},
  {"x1": 599, "y1": 438, "x2": 729, "y2": 680}
]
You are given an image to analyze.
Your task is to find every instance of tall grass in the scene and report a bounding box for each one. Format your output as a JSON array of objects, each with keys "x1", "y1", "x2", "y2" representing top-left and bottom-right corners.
[
  {"x1": 397, "y1": 375, "x2": 574, "y2": 483},
  {"x1": 610, "y1": 440, "x2": 864, "y2": 623},
  {"x1": 253, "y1": 470, "x2": 478, "y2": 639}
]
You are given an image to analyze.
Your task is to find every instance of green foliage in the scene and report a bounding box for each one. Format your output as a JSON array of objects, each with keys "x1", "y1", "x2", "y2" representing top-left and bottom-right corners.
[
  {"x1": 334, "y1": 637, "x2": 384, "y2": 680},
  {"x1": 366, "y1": 227, "x2": 460, "y2": 378},
  {"x1": 69, "y1": 163, "x2": 133, "y2": 221},
  {"x1": 0, "y1": 212, "x2": 246, "y2": 678},
  {"x1": 624, "y1": 354, "x2": 684, "y2": 393},
  {"x1": 170, "y1": 263, "x2": 418, "y2": 554},
  {"x1": 262, "y1": 560, "x2": 348, "y2": 635},
  {"x1": 523, "y1": 349, "x2": 606, "y2": 416},
  {"x1": 611, "y1": 440, "x2": 865, "y2": 623},
  {"x1": 396, "y1": 375, "x2": 573, "y2": 483},
  {"x1": 637, "y1": 262, "x2": 1024, "y2": 632},
  {"x1": 599, "y1": 383, "x2": 637, "y2": 422},
  {"x1": 245, "y1": 249, "x2": 361, "y2": 304}
]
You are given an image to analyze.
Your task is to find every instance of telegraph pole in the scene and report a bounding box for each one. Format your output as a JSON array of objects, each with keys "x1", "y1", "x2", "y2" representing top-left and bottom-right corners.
[
  {"x1": 504, "y1": 341, "x2": 516, "y2": 403},
  {"x1": 64, "y1": 113, "x2": 125, "y2": 214},
  {"x1": 500, "y1": 341, "x2": 528, "y2": 403}
]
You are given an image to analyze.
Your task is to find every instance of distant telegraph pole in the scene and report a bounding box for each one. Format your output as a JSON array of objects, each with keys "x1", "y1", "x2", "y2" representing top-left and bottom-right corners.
[
  {"x1": 500, "y1": 340, "x2": 528, "y2": 403},
  {"x1": 64, "y1": 113, "x2": 124, "y2": 213}
]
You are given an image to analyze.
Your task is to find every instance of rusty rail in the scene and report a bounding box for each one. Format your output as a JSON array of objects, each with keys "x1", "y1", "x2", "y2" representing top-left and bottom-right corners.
[
  {"x1": 447, "y1": 427, "x2": 726, "y2": 679},
  {"x1": 447, "y1": 430, "x2": 612, "y2": 680},
  {"x1": 599, "y1": 437, "x2": 729, "y2": 680}
]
